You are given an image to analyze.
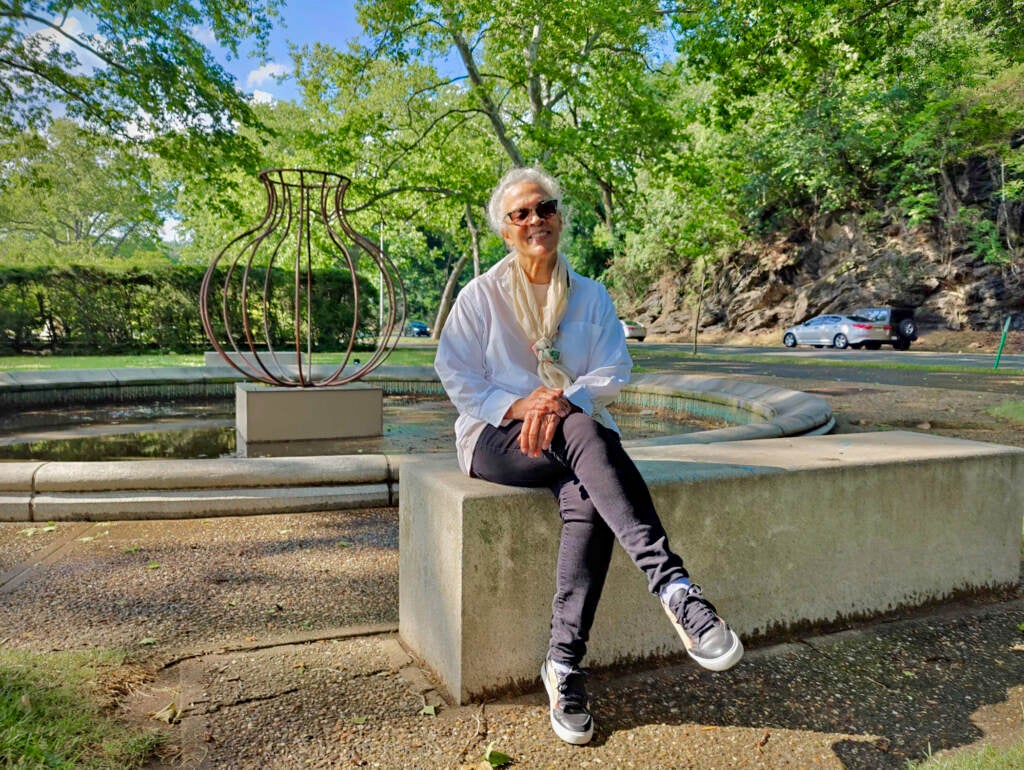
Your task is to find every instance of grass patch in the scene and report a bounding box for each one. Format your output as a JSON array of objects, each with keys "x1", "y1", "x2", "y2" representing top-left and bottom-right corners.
[
  {"x1": 2, "y1": 346, "x2": 1019, "y2": 377},
  {"x1": 0, "y1": 346, "x2": 438, "y2": 372},
  {"x1": 1, "y1": 648, "x2": 161, "y2": 769},
  {"x1": 908, "y1": 739, "x2": 1024, "y2": 769},
  {"x1": 988, "y1": 401, "x2": 1024, "y2": 426}
]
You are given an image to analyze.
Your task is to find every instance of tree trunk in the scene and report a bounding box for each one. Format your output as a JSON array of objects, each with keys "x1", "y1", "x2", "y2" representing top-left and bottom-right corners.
[
  {"x1": 691, "y1": 262, "x2": 707, "y2": 355},
  {"x1": 432, "y1": 203, "x2": 480, "y2": 338}
]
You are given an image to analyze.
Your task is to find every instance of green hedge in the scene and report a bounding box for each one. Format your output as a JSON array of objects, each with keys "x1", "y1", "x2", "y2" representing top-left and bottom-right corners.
[{"x1": 0, "y1": 263, "x2": 376, "y2": 355}]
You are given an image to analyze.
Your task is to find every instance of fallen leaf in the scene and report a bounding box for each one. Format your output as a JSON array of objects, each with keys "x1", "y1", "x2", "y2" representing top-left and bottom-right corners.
[
  {"x1": 152, "y1": 702, "x2": 180, "y2": 724},
  {"x1": 484, "y1": 742, "x2": 512, "y2": 768},
  {"x1": 139, "y1": 637, "x2": 158, "y2": 646},
  {"x1": 351, "y1": 716, "x2": 367, "y2": 725},
  {"x1": 145, "y1": 560, "x2": 160, "y2": 570},
  {"x1": 419, "y1": 705, "x2": 436, "y2": 716}
]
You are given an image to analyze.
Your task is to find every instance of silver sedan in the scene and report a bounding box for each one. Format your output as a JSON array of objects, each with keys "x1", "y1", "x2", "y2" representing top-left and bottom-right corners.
[{"x1": 782, "y1": 314, "x2": 887, "y2": 350}]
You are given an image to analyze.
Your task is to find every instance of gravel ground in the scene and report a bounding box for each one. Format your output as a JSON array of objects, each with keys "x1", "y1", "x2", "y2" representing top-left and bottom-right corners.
[
  {"x1": 0, "y1": 509, "x2": 398, "y2": 656},
  {"x1": 5, "y1": 499, "x2": 1024, "y2": 769},
  {"x1": 3, "y1": 366, "x2": 1023, "y2": 769}
]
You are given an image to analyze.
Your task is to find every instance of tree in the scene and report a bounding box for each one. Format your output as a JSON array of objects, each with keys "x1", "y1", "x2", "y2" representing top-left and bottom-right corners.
[
  {"x1": 664, "y1": 0, "x2": 1024, "y2": 261},
  {"x1": 0, "y1": 118, "x2": 172, "y2": 264},
  {"x1": 0, "y1": 0, "x2": 282, "y2": 174},
  {"x1": 293, "y1": 0, "x2": 682, "y2": 331}
]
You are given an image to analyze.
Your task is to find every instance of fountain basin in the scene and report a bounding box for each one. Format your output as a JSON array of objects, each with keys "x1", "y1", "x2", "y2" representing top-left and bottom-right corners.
[{"x1": 0, "y1": 365, "x2": 833, "y2": 522}]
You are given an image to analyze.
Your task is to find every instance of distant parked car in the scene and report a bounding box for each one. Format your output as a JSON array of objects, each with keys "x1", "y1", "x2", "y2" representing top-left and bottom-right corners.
[
  {"x1": 620, "y1": 319, "x2": 646, "y2": 342},
  {"x1": 850, "y1": 306, "x2": 918, "y2": 350},
  {"x1": 782, "y1": 313, "x2": 886, "y2": 350},
  {"x1": 406, "y1": 320, "x2": 431, "y2": 338}
]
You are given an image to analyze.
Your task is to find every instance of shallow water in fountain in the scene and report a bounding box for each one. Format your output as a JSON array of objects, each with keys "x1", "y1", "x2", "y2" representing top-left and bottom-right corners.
[{"x1": 0, "y1": 396, "x2": 726, "y2": 462}]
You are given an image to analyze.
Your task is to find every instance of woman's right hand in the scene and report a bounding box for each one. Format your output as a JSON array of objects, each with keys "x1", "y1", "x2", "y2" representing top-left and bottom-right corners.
[{"x1": 505, "y1": 386, "x2": 572, "y2": 457}]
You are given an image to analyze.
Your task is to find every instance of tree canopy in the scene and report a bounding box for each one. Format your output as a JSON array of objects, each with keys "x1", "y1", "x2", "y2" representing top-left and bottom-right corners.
[
  {"x1": 1, "y1": 0, "x2": 1022, "y2": 353},
  {"x1": 0, "y1": 0, "x2": 282, "y2": 173}
]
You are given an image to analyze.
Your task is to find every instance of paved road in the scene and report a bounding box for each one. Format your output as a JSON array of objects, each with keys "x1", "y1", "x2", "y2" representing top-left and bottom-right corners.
[
  {"x1": 690, "y1": 343, "x2": 1024, "y2": 371},
  {"x1": 629, "y1": 343, "x2": 1024, "y2": 395}
]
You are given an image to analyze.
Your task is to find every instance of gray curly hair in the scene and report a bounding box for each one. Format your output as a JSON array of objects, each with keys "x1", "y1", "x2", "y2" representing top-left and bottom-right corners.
[{"x1": 486, "y1": 166, "x2": 564, "y2": 235}]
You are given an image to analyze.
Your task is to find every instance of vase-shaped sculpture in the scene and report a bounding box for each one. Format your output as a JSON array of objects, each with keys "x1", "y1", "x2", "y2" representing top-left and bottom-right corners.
[{"x1": 200, "y1": 168, "x2": 405, "y2": 386}]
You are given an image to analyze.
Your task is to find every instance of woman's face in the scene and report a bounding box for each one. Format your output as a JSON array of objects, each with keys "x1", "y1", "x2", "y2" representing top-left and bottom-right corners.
[{"x1": 500, "y1": 181, "x2": 562, "y2": 263}]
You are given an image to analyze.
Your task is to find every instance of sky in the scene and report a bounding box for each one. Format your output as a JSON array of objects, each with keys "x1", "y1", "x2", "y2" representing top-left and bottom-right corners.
[
  {"x1": 207, "y1": 0, "x2": 365, "y2": 105},
  {"x1": 22, "y1": 0, "x2": 366, "y2": 106}
]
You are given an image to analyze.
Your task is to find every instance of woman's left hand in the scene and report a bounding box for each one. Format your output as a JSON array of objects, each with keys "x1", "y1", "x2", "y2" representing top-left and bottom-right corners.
[{"x1": 521, "y1": 410, "x2": 562, "y2": 458}]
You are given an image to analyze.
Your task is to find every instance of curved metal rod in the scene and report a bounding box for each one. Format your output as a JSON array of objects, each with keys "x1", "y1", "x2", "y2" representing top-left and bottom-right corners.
[{"x1": 200, "y1": 168, "x2": 406, "y2": 388}]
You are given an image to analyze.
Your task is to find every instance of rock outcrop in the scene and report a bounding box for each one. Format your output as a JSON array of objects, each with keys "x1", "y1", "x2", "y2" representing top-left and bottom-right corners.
[{"x1": 627, "y1": 216, "x2": 1024, "y2": 339}]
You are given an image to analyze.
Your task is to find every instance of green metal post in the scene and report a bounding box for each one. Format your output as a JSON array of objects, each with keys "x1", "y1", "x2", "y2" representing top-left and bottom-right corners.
[{"x1": 993, "y1": 316, "x2": 1012, "y2": 370}]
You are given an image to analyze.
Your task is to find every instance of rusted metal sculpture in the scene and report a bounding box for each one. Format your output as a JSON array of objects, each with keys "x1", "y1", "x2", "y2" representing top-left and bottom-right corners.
[{"x1": 200, "y1": 169, "x2": 405, "y2": 386}]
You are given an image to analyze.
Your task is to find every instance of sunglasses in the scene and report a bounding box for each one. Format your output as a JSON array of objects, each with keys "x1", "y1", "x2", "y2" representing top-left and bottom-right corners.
[{"x1": 504, "y1": 198, "x2": 560, "y2": 226}]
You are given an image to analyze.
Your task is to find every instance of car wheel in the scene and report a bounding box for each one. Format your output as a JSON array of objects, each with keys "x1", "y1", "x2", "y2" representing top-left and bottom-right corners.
[
  {"x1": 898, "y1": 318, "x2": 917, "y2": 338},
  {"x1": 833, "y1": 333, "x2": 849, "y2": 349},
  {"x1": 783, "y1": 333, "x2": 797, "y2": 348},
  {"x1": 636, "y1": 336, "x2": 645, "y2": 342},
  {"x1": 893, "y1": 339, "x2": 911, "y2": 351}
]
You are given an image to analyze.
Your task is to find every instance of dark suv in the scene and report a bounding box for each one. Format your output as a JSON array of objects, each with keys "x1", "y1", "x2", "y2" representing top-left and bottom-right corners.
[
  {"x1": 850, "y1": 306, "x2": 918, "y2": 350},
  {"x1": 406, "y1": 320, "x2": 431, "y2": 338}
]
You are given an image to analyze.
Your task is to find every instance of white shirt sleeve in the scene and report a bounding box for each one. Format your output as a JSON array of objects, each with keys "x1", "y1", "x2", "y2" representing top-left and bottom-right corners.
[{"x1": 434, "y1": 284, "x2": 520, "y2": 427}]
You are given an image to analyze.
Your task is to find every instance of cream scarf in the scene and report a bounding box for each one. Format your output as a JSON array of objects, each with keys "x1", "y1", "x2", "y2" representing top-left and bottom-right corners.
[
  {"x1": 509, "y1": 252, "x2": 574, "y2": 389},
  {"x1": 508, "y1": 253, "x2": 613, "y2": 427}
]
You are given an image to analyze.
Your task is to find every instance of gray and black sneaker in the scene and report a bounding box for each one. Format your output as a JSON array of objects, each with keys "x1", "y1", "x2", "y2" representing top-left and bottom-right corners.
[
  {"x1": 541, "y1": 657, "x2": 593, "y2": 745},
  {"x1": 663, "y1": 584, "x2": 743, "y2": 672}
]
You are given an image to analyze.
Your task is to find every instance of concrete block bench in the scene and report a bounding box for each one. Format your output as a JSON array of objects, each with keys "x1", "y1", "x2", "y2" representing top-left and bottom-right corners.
[{"x1": 399, "y1": 431, "x2": 1024, "y2": 704}]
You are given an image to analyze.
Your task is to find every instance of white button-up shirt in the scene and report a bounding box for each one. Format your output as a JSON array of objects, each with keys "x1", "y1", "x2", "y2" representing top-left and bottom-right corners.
[{"x1": 434, "y1": 254, "x2": 633, "y2": 474}]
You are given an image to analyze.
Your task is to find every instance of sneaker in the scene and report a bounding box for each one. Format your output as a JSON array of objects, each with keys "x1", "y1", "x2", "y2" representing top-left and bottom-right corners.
[
  {"x1": 663, "y1": 584, "x2": 744, "y2": 672},
  {"x1": 541, "y1": 657, "x2": 594, "y2": 745}
]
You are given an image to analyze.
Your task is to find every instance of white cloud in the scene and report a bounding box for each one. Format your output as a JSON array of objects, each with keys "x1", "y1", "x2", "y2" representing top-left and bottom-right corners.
[
  {"x1": 30, "y1": 15, "x2": 105, "y2": 72},
  {"x1": 191, "y1": 25, "x2": 217, "y2": 47},
  {"x1": 251, "y1": 89, "x2": 275, "y2": 105},
  {"x1": 246, "y1": 62, "x2": 289, "y2": 88}
]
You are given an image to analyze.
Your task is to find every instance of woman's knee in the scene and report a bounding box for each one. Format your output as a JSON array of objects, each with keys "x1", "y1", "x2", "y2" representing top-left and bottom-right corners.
[
  {"x1": 560, "y1": 411, "x2": 622, "y2": 455},
  {"x1": 562, "y1": 411, "x2": 605, "y2": 441}
]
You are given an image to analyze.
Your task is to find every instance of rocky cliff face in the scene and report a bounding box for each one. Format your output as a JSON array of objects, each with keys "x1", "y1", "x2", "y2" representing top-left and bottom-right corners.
[{"x1": 628, "y1": 216, "x2": 1024, "y2": 339}]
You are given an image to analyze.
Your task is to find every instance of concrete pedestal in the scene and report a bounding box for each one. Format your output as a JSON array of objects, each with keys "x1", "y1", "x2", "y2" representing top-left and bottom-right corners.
[
  {"x1": 235, "y1": 382, "x2": 383, "y2": 457},
  {"x1": 399, "y1": 431, "x2": 1024, "y2": 703}
]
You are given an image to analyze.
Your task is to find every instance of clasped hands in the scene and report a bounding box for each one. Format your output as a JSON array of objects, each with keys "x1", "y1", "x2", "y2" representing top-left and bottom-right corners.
[{"x1": 505, "y1": 386, "x2": 574, "y2": 458}]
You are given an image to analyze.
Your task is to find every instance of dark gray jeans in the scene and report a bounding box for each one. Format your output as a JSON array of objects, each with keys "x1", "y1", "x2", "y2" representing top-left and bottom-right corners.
[{"x1": 470, "y1": 411, "x2": 687, "y2": 666}]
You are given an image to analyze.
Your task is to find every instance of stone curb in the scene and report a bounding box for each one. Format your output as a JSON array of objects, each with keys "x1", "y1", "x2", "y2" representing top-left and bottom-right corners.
[{"x1": 0, "y1": 365, "x2": 832, "y2": 521}]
